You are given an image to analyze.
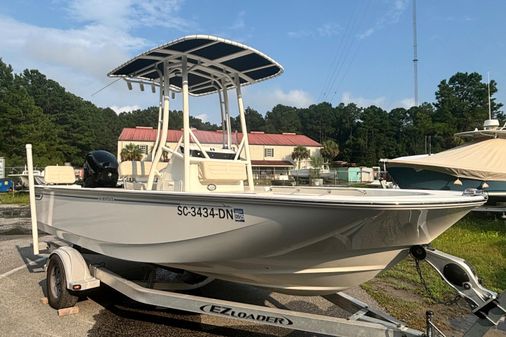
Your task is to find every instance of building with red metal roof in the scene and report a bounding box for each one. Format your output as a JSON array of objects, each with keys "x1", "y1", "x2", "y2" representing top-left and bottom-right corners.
[{"x1": 118, "y1": 127, "x2": 322, "y2": 180}]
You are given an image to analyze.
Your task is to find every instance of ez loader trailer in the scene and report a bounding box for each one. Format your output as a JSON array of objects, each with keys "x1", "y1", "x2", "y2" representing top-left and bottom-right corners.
[
  {"x1": 43, "y1": 244, "x2": 506, "y2": 337},
  {"x1": 46, "y1": 244, "x2": 425, "y2": 337},
  {"x1": 26, "y1": 145, "x2": 505, "y2": 337}
]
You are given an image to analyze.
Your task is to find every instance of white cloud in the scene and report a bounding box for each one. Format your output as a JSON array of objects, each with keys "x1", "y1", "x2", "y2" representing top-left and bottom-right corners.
[
  {"x1": 67, "y1": 0, "x2": 193, "y2": 30},
  {"x1": 288, "y1": 23, "x2": 341, "y2": 39},
  {"x1": 270, "y1": 89, "x2": 314, "y2": 108},
  {"x1": 399, "y1": 97, "x2": 415, "y2": 109},
  {"x1": 0, "y1": 15, "x2": 149, "y2": 109},
  {"x1": 195, "y1": 113, "x2": 208, "y2": 122},
  {"x1": 230, "y1": 10, "x2": 246, "y2": 30},
  {"x1": 358, "y1": 28, "x2": 374, "y2": 40},
  {"x1": 0, "y1": 1, "x2": 196, "y2": 111},
  {"x1": 341, "y1": 92, "x2": 416, "y2": 111},
  {"x1": 317, "y1": 23, "x2": 342, "y2": 37},
  {"x1": 288, "y1": 30, "x2": 311, "y2": 39},
  {"x1": 358, "y1": 0, "x2": 408, "y2": 40},
  {"x1": 246, "y1": 88, "x2": 314, "y2": 113},
  {"x1": 110, "y1": 105, "x2": 142, "y2": 114},
  {"x1": 341, "y1": 92, "x2": 386, "y2": 108}
]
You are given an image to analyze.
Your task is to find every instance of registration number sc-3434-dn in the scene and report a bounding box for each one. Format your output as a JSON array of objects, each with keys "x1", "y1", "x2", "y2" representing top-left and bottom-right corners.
[{"x1": 177, "y1": 205, "x2": 245, "y2": 222}]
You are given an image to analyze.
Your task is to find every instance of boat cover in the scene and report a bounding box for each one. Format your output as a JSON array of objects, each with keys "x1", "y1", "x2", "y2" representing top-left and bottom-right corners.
[
  {"x1": 387, "y1": 138, "x2": 506, "y2": 181},
  {"x1": 108, "y1": 35, "x2": 283, "y2": 96}
]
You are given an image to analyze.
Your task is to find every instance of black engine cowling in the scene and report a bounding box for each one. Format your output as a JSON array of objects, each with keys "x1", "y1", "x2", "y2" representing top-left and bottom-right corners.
[{"x1": 83, "y1": 150, "x2": 119, "y2": 188}]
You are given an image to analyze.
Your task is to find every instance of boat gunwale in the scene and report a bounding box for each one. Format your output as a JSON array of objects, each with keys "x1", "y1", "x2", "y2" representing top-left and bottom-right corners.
[{"x1": 35, "y1": 185, "x2": 486, "y2": 210}]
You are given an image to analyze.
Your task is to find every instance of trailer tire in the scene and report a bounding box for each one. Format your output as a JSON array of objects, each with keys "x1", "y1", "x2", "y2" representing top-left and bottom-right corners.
[{"x1": 47, "y1": 254, "x2": 78, "y2": 309}]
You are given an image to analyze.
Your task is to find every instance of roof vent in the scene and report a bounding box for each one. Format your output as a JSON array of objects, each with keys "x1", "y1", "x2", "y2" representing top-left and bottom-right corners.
[
  {"x1": 251, "y1": 131, "x2": 265, "y2": 134},
  {"x1": 135, "y1": 126, "x2": 153, "y2": 129},
  {"x1": 282, "y1": 132, "x2": 296, "y2": 135}
]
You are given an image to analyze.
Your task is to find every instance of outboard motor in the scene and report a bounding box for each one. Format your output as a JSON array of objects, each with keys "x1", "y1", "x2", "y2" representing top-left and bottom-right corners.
[{"x1": 83, "y1": 150, "x2": 119, "y2": 188}]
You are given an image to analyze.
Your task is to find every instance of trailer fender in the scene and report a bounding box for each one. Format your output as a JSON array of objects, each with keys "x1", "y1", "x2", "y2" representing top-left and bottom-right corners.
[{"x1": 48, "y1": 246, "x2": 100, "y2": 291}]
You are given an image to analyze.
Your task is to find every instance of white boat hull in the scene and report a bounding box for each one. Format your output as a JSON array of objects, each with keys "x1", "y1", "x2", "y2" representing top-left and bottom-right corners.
[{"x1": 36, "y1": 185, "x2": 484, "y2": 295}]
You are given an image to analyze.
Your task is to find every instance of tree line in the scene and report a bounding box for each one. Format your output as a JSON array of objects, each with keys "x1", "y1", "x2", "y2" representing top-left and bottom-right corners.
[{"x1": 0, "y1": 58, "x2": 503, "y2": 168}]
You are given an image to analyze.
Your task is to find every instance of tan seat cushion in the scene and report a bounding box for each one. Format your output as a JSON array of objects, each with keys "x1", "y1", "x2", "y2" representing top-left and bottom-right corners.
[
  {"x1": 44, "y1": 166, "x2": 76, "y2": 184},
  {"x1": 199, "y1": 161, "x2": 247, "y2": 183}
]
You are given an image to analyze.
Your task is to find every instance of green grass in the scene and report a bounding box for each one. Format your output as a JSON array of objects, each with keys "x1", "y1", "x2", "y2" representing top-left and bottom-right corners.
[
  {"x1": 364, "y1": 213, "x2": 506, "y2": 305},
  {"x1": 0, "y1": 191, "x2": 30, "y2": 204},
  {"x1": 361, "y1": 213, "x2": 506, "y2": 330},
  {"x1": 431, "y1": 215, "x2": 506, "y2": 292}
]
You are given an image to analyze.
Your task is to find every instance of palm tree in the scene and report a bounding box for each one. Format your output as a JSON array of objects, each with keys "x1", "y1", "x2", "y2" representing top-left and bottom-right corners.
[
  {"x1": 120, "y1": 143, "x2": 143, "y2": 161},
  {"x1": 291, "y1": 145, "x2": 310, "y2": 170},
  {"x1": 309, "y1": 155, "x2": 324, "y2": 178},
  {"x1": 320, "y1": 139, "x2": 339, "y2": 165}
]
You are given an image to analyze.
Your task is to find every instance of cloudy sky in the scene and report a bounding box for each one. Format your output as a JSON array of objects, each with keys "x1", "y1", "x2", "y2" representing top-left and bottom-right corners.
[{"x1": 1, "y1": 0, "x2": 505, "y2": 123}]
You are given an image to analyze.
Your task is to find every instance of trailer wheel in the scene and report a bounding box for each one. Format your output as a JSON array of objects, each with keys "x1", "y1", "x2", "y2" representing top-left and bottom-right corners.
[{"x1": 47, "y1": 254, "x2": 78, "y2": 309}]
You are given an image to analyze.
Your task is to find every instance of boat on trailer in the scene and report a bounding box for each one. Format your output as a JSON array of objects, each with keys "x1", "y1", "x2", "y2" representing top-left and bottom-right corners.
[{"x1": 33, "y1": 35, "x2": 487, "y2": 296}]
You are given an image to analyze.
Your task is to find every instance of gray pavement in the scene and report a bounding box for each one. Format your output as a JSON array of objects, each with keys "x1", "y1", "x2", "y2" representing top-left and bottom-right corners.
[{"x1": 0, "y1": 234, "x2": 504, "y2": 337}]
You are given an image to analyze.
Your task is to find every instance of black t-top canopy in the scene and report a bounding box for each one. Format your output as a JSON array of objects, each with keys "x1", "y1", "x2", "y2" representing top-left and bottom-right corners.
[{"x1": 108, "y1": 35, "x2": 283, "y2": 96}]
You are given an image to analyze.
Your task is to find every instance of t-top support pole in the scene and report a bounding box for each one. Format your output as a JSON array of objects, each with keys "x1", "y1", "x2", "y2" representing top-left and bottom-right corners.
[
  {"x1": 234, "y1": 75, "x2": 254, "y2": 191},
  {"x1": 150, "y1": 84, "x2": 164, "y2": 161},
  {"x1": 182, "y1": 56, "x2": 191, "y2": 192},
  {"x1": 147, "y1": 61, "x2": 170, "y2": 190},
  {"x1": 221, "y1": 79, "x2": 232, "y2": 150},
  {"x1": 218, "y1": 88, "x2": 227, "y2": 149}
]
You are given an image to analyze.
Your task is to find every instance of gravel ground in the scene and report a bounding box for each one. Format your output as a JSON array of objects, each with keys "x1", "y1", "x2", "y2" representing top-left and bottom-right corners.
[{"x1": 0, "y1": 205, "x2": 32, "y2": 235}]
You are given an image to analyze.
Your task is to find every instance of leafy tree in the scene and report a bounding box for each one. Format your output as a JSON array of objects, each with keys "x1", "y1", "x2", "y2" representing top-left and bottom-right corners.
[
  {"x1": 320, "y1": 139, "x2": 339, "y2": 164},
  {"x1": 332, "y1": 103, "x2": 361, "y2": 162},
  {"x1": 299, "y1": 102, "x2": 335, "y2": 142},
  {"x1": 265, "y1": 104, "x2": 301, "y2": 133},
  {"x1": 119, "y1": 107, "x2": 158, "y2": 129},
  {"x1": 18, "y1": 69, "x2": 118, "y2": 164},
  {"x1": 0, "y1": 59, "x2": 64, "y2": 166},
  {"x1": 351, "y1": 105, "x2": 393, "y2": 166},
  {"x1": 120, "y1": 143, "x2": 143, "y2": 161},
  {"x1": 404, "y1": 104, "x2": 437, "y2": 154},
  {"x1": 291, "y1": 145, "x2": 310, "y2": 170},
  {"x1": 231, "y1": 107, "x2": 265, "y2": 131},
  {"x1": 434, "y1": 72, "x2": 503, "y2": 147},
  {"x1": 2, "y1": 60, "x2": 505, "y2": 171}
]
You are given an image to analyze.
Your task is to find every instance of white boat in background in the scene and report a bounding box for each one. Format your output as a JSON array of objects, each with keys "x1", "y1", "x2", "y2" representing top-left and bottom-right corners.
[
  {"x1": 289, "y1": 165, "x2": 332, "y2": 179},
  {"x1": 32, "y1": 35, "x2": 486, "y2": 295},
  {"x1": 10, "y1": 167, "x2": 44, "y2": 187}
]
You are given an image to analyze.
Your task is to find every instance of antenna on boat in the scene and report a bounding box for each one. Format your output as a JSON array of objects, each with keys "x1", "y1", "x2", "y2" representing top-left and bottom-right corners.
[
  {"x1": 412, "y1": 0, "x2": 419, "y2": 106},
  {"x1": 90, "y1": 78, "x2": 122, "y2": 97},
  {"x1": 483, "y1": 72, "x2": 499, "y2": 131},
  {"x1": 488, "y1": 72, "x2": 492, "y2": 120}
]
